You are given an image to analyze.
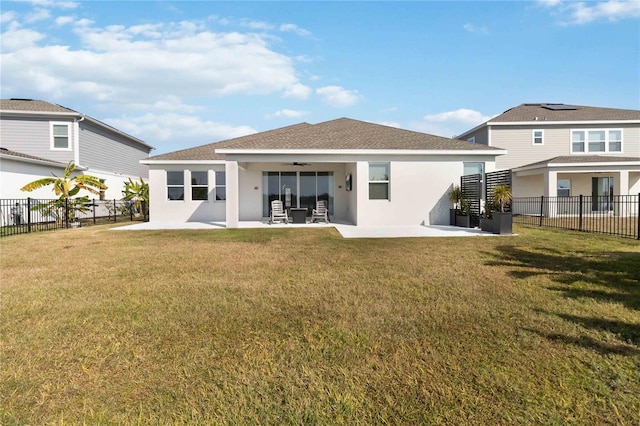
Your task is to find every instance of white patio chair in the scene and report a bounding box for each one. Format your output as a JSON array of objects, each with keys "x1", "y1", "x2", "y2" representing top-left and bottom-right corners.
[
  {"x1": 311, "y1": 200, "x2": 329, "y2": 223},
  {"x1": 269, "y1": 200, "x2": 289, "y2": 224}
]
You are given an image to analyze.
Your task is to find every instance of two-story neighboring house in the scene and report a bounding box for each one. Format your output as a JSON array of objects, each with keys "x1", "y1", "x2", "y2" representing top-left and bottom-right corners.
[
  {"x1": 0, "y1": 98, "x2": 154, "y2": 199},
  {"x1": 458, "y1": 103, "x2": 640, "y2": 204}
]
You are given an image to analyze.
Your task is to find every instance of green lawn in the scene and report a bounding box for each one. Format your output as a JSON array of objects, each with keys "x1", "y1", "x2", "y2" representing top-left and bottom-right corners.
[{"x1": 1, "y1": 225, "x2": 639, "y2": 424}]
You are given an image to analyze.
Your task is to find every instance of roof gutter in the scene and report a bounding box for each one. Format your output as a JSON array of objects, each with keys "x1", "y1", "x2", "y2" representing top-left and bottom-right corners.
[
  {"x1": 514, "y1": 160, "x2": 640, "y2": 173},
  {"x1": 214, "y1": 148, "x2": 507, "y2": 156},
  {"x1": 486, "y1": 119, "x2": 640, "y2": 126},
  {"x1": 0, "y1": 152, "x2": 86, "y2": 169}
]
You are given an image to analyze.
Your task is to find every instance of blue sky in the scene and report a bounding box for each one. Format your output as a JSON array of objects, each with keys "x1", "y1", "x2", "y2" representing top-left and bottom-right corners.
[{"x1": 1, "y1": 0, "x2": 639, "y2": 154}]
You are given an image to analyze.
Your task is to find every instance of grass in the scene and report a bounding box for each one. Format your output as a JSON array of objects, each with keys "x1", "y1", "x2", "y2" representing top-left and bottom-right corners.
[
  {"x1": 514, "y1": 215, "x2": 639, "y2": 239},
  {"x1": 1, "y1": 225, "x2": 639, "y2": 424}
]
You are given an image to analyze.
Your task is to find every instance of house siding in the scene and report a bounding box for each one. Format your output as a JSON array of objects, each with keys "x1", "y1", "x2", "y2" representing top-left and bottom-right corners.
[
  {"x1": 459, "y1": 127, "x2": 489, "y2": 145},
  {"x1": 0, "y1": 116, "x2": 76, "y2": 164},
  {"x1": 79, "y1": 121, "x2": 150, "y2": 178},
  {"x1": 492, "y1": 124, "x2": 640, "y2": 169}
]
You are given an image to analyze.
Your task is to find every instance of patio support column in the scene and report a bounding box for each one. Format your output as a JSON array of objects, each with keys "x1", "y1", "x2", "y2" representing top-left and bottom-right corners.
[
  {"x1": 355, "y1": 161, "x2": 368, "y2": 226},
  {"x1": 616, "y1": 170, "x2": 630, "y2": 216},
  {"x1": 543, "y1": 170, "x2": 557, "y2": 217},
  {"x1": 225, "y1": 160, "x2": 239, "y2": 228}
]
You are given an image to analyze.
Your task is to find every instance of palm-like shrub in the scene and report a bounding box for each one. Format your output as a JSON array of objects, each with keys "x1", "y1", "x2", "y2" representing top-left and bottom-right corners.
[{"x1": 21, "y1": 162, "x2": 107, "y2": 224}]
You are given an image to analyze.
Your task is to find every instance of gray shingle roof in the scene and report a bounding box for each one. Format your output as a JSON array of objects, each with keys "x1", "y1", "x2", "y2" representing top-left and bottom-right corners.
[
  {"x1": 150, "y1": 118, "x2": 502, "y2": 161},
  {"x1": 491, "y1": 103, "x2": 640, "y2": 122},
  {"x1": 516, "y1": 155, "x2": 640, "y2": 169},
  {"x1": 0, "y1": 147, "x2": 67, "y2": 166},
  {"x1": 0, "y1": 99, "x2": 78, "y2": 113}
]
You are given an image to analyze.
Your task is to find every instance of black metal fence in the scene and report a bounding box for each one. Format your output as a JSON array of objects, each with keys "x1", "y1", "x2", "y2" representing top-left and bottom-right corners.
[
  {"x1": 1, "y1": 198, "x2": 148, "y2": 238},
  {"x1": 513, "y1": 194, "x2": 639, "y2": 240}
]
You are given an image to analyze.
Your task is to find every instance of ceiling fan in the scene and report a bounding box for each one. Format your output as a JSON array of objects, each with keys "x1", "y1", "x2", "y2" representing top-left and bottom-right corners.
[{"x1": 282, "y1": 162, "x2": 311, "y2": 166}]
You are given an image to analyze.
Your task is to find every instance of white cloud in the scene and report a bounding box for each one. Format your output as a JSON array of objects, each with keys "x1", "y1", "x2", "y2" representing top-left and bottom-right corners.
[
  {"x1": 279, "y1": 23, "x2": 311, "y2": 36},
  {"x1": 266, "y1": 109, "x2": 309, "y2": 119},
  {"x1": 540, "y1": 0, "x2": 640, "y2": 24},
  {"x1": 0, "y1": 11, "x2": 17, "y2": 23},
  {"x1": 410, "y1": 108, "x2": 493, "y2": 138},
  {"x1": 283, "y1": 83, "x2": 312, "y2": 99},
  {"x1": 537, "y1": 0, "x2": 563, "y2": 6},
  {"x1": 55, "y1": 16, "x2": 74, "y2": 25},
  {"x1": 240, "y1": 19, "x2": 273, "y2": 30},
  {"x1": 0, "y1": 22, "x2": 45, "y2": 50},
  {"x1": 316, "y1": 86, "x2": 362, "y2": 108},
  {"x1": 29, "y1": 0, "x2": 79, "y2": 9},
  {"x1": 463, "y1": 23, "x2": 488, "y2": 34},
  {"x1": 104, "y1": 113, "x2": 257, "y2": 152},
  {"x1": 1, "y1": 18, "x2": 308, "y2": 104},
  {"x1": 25, "y1": 8, "x2": 51, "y2": 23}
]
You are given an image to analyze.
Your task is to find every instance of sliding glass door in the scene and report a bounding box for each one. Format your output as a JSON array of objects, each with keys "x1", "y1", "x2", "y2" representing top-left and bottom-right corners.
[
  {"x1": 262, "y1": 171, "x2": 333, "y2": 217},
  {"x1": 592, "y1": 176, "x2": 614, "y2": 211}
]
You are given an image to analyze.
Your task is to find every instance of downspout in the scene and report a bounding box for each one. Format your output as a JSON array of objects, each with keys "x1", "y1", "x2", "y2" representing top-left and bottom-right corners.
[{"x1": 73, "y1": 115, "x2": 85, "y2": 168}]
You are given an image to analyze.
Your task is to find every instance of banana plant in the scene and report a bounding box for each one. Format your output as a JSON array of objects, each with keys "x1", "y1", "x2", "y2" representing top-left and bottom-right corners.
[
  {"x1": 122, "y1": 177, "x2": 149, "y2": 216},
  {"x1": 21, "y1": 161, "x2": 107, "y2": 224}
]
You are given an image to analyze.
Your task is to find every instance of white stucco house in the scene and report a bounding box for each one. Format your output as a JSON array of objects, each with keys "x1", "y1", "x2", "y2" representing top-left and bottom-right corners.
[{"x1": 142, "y1": 118, "x2": 505, "y2": 227}]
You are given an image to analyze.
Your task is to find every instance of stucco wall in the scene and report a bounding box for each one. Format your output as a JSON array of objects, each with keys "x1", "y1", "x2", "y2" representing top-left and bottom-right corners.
[
  {"x1": 147, "y1": 154, "x2": 499, "y2": 226},
  {"x1": 148, "y1": 164, "x2": 227, "y2": 223}
]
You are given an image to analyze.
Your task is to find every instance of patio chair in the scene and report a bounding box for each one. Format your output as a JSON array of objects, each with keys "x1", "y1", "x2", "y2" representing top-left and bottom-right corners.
[
  {"x1": 269, "y1": 200, "x2": 289, "y2": 224},
  {"x1": 311, "y1": 200, "x2": 329, "y2": 223}
]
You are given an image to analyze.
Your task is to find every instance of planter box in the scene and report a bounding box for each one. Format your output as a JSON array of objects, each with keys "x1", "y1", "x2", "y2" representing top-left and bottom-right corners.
[
  {"x1": 450, "y1": 209, "x2": 457, "y2": 226},
  {"x1": 493, "y1": 212, "x2": 512, "y2": 235},
  {"x1": 455, "y1": 214, "x2": 471, "y2": 228},
  {"x1": 480, "y1": 217, "x2": 495, "y2": 233}
]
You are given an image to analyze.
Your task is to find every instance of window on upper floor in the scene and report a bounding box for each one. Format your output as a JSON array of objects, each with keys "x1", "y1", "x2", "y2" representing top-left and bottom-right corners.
[
  {"x1": 50, "y1": 122, "x2": 71, "y2": 150},
  {"x1": 571, "y1": 129, "x2": 622, "y2": 153},
  {"x1": 467, "y1": 136, "x2": 476, "y2": 144},
  {"x1": 532, "y1": 130, "x2": 543, "y2": 145}
]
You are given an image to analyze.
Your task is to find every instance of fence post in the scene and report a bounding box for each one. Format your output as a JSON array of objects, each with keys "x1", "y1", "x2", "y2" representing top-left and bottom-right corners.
[
  {"x1": 637, "y1": 193, "x2": 640, "y2": 240},
  {"x1": 27, "y1": 197, "x2": 32, "y2": 233},
  {"x1": 65, "y1": 197, "x2": 69, "y2": 229},
  {"x1": 114, "y1": 199, "x2": 117, "y2": 222},
  {"x1": 93, "y1": 198, "x2": 97, "y2": 224},
  {"x1": 578, "y1": 194, "x2": 583, "y2": 232},
  {"x1": 143, "y1": 200, "x2": 147, "y2": 222},
  {"x1": 539, "y1": 196, "x2": 544, "y2": 227}
]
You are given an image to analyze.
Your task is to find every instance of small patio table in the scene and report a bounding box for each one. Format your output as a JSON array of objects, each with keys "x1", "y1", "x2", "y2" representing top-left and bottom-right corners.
[{"x1": 290, "y1": 208, "x2": 308, "y2": 224}]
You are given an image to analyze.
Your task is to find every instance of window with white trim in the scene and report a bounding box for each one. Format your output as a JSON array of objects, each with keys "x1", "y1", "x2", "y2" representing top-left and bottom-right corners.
[
  {"x1": 215, "y1": 171, "x2": 226, "y2": 201},
  {"x1": 532, "y1": 130, "x2": 543, "y2": 145},
  {"x1": 558, "y1": 179, "x2": 570, "y2": 197},
  {"x1": 50, "y1": 122, "x2": 71, "y2": 150},
  {"x1": 369, "y1": 163, "x2": 389, "y2": 200},
  {"x1": 571, "y1": 129, "x2": 622, "y2": 153},
  {"x1": 467, "y1": 136, "x2": 476, "y2": 144},
  {"x1": 167, "y1": 171, "x2": 184, "y2": 201},
  {"x1": 191, "y1": 171, "x2": 208, "y2": 201}
]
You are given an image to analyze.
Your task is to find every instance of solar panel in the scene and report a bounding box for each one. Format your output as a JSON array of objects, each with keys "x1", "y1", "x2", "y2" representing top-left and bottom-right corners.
[{"x1": 541, "y1": 104, "x2": 579, "y2": 111}]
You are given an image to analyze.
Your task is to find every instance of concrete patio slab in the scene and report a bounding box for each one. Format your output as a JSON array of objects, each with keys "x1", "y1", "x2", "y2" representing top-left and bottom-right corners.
[{"x1": 112, "y1": 220, "x2": 500, "y2": 238}]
